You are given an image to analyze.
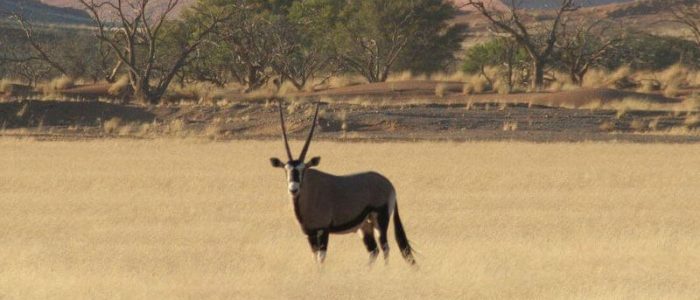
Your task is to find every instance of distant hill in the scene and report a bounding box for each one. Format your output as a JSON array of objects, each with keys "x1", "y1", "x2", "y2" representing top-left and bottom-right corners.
[{"x1": 0, "y1": 0, "x2": 91, "y2": 24}]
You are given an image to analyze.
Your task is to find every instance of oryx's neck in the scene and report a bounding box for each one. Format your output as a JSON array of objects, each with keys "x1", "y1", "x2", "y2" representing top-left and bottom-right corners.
[{"x1": 290, "y1": 195, "x2": 304, "y2": 225}]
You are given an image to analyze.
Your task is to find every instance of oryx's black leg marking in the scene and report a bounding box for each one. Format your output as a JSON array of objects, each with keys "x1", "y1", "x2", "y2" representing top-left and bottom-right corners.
[
  {"x1": 307, "y1": 229, "x2": 329, "y2": 263},
  {"x1": 376, "y1": 205, "x2": 391, "y2": 259},
  {"x1": 362, "y1": 228, "x2": 378, "y2": 253},
  {"x1": 319, "y1": 230, "x2": 329, "y2": 252},
  {"x1": 307, "y1": 231, "x2": 321, "y2": 253}
]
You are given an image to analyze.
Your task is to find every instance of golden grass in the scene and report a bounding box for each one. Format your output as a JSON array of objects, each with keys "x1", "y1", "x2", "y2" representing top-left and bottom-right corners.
[
  {"x1": 434, "y1": 82, "x2": 448, "y2": 98},
  {"x1": 0, "y1": 140, "x2": 699, "y2": 299},
  {"x1": 102, "y1": 117, "x2": 122, "y2": 134},
  {"x1": 108, "y1": 76, "x2": 130, "y2": 96},
  {"x1": 0, "y1": 79, "x2": 15, "y2": 93},
  {"x1": 38, "y1": 76, "x2": 75, "y2": 94}
]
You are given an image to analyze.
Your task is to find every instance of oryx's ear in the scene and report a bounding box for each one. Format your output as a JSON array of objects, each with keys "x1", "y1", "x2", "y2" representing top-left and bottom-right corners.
[
  {"x1": 307, "y1": 156, "x2": 321, "y2": 168},
  {"x1": 270, "y1": 158, "x2": 284, "y2": 168}
]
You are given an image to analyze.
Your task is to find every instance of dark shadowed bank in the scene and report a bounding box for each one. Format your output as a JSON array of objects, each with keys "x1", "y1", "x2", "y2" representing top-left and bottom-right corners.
[{"x1": 0, "y1": 100, "x2": 698, "y2": 143}]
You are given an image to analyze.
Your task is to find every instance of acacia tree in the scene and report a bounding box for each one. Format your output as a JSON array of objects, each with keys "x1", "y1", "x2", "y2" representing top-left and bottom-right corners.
[
  {"x1": 77, "y1": 0, "x2": 231, "y2": 103},
  {"x1": 556, "y1": 19, "x2": 621, "y2": 86},
  {"x1": 185, "y1": 1, "x2": 282, "y2": 92},
  {"x1": 0, "y1": 8, "x2": 69, "y2": 79},
  {"x1": 669, "y1": 0, "x2": 700, "y2": 48},
  {"x1": 271, "y1": 13, "x2": 335, "y2": 91},
  {"x1": 336, "y1": 0, "x2": 451, "y2": 82},
  {"x1": 467, "y1": 0, "x2": 579, "y2": 90}
]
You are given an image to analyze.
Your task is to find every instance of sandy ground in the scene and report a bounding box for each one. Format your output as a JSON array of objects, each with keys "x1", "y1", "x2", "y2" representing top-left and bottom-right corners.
[{"x1": 0, "y1": 139, "x2": 698, "y2": 299}]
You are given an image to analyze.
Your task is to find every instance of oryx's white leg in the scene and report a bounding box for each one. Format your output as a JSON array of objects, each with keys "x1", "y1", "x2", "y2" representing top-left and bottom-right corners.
[{"x1": 359, "y1": 219, "x2": 379, "y2": 265}]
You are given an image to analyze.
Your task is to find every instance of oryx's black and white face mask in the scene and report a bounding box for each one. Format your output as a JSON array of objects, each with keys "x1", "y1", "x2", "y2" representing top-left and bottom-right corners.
[{"x1": 269, "y1": 101, "x2": 321, "y2": 197}]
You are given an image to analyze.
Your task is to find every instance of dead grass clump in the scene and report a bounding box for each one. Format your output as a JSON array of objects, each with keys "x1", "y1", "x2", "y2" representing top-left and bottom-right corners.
[
  {"x1": 583, "y1": 69, "x2": 609, "y2": 88},
  {"x1": 0, "y1": 79, "x2": 14, "y2": 93},
  {"x1": 630, "y1": 119, "x2": 647, "y2": 132},
  {"x1": 636, "y1": 79, "x2": 660, "y2": 93},
  {"x1": 277, "y1": 81, "x2": 300, "y2": 96},
  {"x1": 502, "y1": 121, "x2": 518, "y2": 131},
  {"x1": 463, "y1": 75, "x2": 489, "y2": 94},
  {"x1": 40, "y1": 76, "x2": 75, "y2": 94},
  {"x1": 685, "y1": 114, "x2": 700, "y2": 128},
  {"x1": 167, "y1": 119, "x2": 187, "y2": 136},
  {"x1": 649, "y1": 117, "x2": 662, "y2": 131},
  {"x1": 108, "y1": 76, "x2": 130, "y2": 96},
  {"x1": 328, "y1": 75, "x2": 365, "y2": 89},
  {"x1": 681, "y1": 94, "x2": 700, "y2": 112},
  {"x1": 204, "y1": 123, "x2": 222, "y2": 138},
  {"x1": 387, "y1": 71, "x2": 415, "y2": 82},
  {"x1": 430, "y1": 71, "x2": 469, "y2": 82},
  {"x1": 103, "y1": 117, "x2": 122, "y2": 134},
  {"x1": 658, "y1": 64, "x2": 689, "y2": 87},
  {"x1": 663, "y1": 80, "x2": 681, "y2": 98},
  {"x1": 137, "y1": 123, "x2": 153, "y2": 137},
  {"x1": 16, "y1": 102, "x2": 29, "y2": 118},
  {"x1": 495, "y1": 81, "x2": 510, "y2": 95},
  {"x1": 599, "y1": 120, "x2": 616, "y2": 132},
  {"x1": 435, "y1": 83, "x2": 448, "y2": 98},
  {"x1": 118, "y1": 123, "x2": 133, "y2": 136}
]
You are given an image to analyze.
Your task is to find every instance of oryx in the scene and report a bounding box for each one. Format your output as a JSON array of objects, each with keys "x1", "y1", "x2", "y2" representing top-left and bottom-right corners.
[{"x1": 270, "y1": 102, "x2": 416, "y2": 265}]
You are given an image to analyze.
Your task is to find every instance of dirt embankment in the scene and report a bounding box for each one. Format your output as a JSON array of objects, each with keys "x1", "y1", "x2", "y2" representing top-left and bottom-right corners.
[{"x1": 0, "y1": 97, "x2": 698, "y2": 143}]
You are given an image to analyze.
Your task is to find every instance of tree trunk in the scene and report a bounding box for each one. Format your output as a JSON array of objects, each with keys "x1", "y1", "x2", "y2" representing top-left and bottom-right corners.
[
  {"x1": 531, "y1": 58, "x2": 545, "y2": 91},
  {"x1": 570, "y1": 70, "x2": 580, "y2": 86}
]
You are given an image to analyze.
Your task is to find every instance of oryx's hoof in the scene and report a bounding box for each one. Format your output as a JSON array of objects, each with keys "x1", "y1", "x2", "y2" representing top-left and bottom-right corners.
[
  {"x1": 315, "y1": 250, "x2": 327, "y2": 264},
  {"x1": 368, "y1": 249, "x2": 379, "y2": 266}
]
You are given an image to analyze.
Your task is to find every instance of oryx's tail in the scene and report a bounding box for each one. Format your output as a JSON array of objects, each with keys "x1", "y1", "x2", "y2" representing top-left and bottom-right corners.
[{"x1": 393, "y1": 202, "x2": 416, "y2": 265}]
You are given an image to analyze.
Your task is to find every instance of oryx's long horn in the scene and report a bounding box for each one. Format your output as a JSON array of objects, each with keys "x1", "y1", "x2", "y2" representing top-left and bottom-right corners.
[
  {"x1": 278, "y1": 100, "x2": 293, "y2": 160},
  {"x1": 298, "y1": 103, "x2": 320, "y2": 161}
]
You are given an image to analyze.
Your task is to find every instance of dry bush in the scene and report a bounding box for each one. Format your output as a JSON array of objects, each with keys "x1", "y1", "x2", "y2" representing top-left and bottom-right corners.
[
  {"x1": 462, "y1": 83, "x2": 474, "y2": 95},
  {"x1": 649, "y1": 117, "x2": 662, "y2": 131},
  {"x1": 495, "y1": 81, "x2": 510, "y2": 95},
  {"x1": 170, "y1": 82, "x2": 218, "y2": 103},
  {"x1": 137, "y1": 123, "x2": 153, "y2": 137},
  {"x1": 599, "y1": 120, "x2": 616, "y2": 131},
  {"x1": 108, "y1": 76, "x2": 130, "y2": 96},
  {"x1": 277, "y1": 81, "x2": 300, "y2": 96},
  {"x1": 630, "y1": 119, "x2": 647, "y2": 131},
  {"x1": 327, "y1": 75, "x2": 365, "y2": 89},
  {"x1": 582, "y1": 69, "x2": 609, "y2": 88},
  {"x1": 103, "y1": 117, "x2": 122, "y2": 134},
  {"x1": 0, "y1": 79, "x2": 14, "y2": 93},
  {"x1": 685, "y1": 114, "x2": 700, "y2": 128},
  {"x1": 387, "y1": 71, "x2": 415, "y2": 82},
  {"x1": 463, "y1": 75, "x2": 489, "y2": 94},
  {"x1": 435, "y1": 83, "x2": 448, "y2": 98},
  {"x1": 502, "y1": 121, "x2": 518, "y2": 131},
  {"x1": 430, "y1": 71, "x2": 469, "y2": 82},
  {"x1": 204, "y1": 123, "x2": 222, "y2": 138},
  {"x1": 38, "y1": 76, "x2": 75, "y2": 94},
  {"x1": 658, "y1": 64, "x2": 689, "y2": 87},
  {"x1": 16, "y1": 102, "x2": 29, "y2": 118},
  {"x1": 686, "y1": 70, "x2": 700, "y2": 87},
  {"x1": 636, "y1": 79, "x2": 660, "y2": 93},
  {"x1": 118, "y1": 123, "x2": 133, "y2": 136},
  {"x1": 664, "y1": 80, "x2": 681, "y2": 98},
  {"x1": 681, "y1": 94, "x2": 700, "y2": 112},
  {"x1": 167, "y1": 119, "x2": 187, "y2": 136},
  {"x1": 585, "y1": 66, "x2": 632, "y2": 89}
]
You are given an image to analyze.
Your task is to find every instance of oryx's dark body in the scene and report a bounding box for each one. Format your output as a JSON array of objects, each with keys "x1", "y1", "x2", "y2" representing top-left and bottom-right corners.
[{"x1": 270, "y1": 102, "x2": 415, "y2": 265}]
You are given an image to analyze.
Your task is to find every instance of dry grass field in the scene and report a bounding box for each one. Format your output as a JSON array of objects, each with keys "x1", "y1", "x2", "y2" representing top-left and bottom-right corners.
[{"x1": 1, "y1": 139, "x2": 699, "y2": 299}]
